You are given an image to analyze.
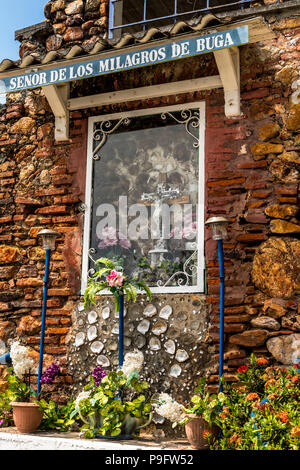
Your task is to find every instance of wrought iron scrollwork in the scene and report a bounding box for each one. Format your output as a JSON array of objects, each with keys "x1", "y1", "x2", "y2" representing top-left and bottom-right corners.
[
  {"x1": 92, "y1": 117, "x2": 131, "y2": 160},
  {"x1": 157, "y1": 250, "x2": 198, "y2": 287},
  {"x1": 161, "y1": 109, "x2": 201, "y2": 148}
]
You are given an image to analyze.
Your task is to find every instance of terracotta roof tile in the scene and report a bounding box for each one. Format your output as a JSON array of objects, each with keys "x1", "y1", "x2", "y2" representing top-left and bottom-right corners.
[{"x1": 0, "y1": 14, "x2": 231, "y2": 73}]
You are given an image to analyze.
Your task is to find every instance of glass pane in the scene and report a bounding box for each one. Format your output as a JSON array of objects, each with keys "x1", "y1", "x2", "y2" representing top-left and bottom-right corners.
[{"x1": 89, "y1": 109, "x2": 200, "y2": 288}]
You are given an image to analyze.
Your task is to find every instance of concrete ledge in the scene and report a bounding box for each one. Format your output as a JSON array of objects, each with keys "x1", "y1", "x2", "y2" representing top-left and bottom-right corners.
[{"x1": 0, "y1": 428, "x2": 189, "y2": 451}]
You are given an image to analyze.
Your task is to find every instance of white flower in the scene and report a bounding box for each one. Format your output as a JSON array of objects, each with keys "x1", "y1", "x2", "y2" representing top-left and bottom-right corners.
[
  {"x1": 153, "y1": 393, "x2": 185, "y2": 423},
  {"x1": 75, "y1": 390, "x2": 91, "y2": 408},
  {"x1": 121, "y1": 350, "x2": 144, "y2": 377},
  {"x1": 10, "y1": 341, "x2": 35, "y2": 379}
]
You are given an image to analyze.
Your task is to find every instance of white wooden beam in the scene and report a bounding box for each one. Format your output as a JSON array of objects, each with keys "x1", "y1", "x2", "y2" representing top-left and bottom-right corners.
[
  {"x1": 67, "y1": 75, "x2": 222, "y2": 111},
  {"x1": 213, "y1": 47, "x2": 240, "y2": 117},
  {"x1": 43, "y1": 83, "x2": 70, "y2": 141}
]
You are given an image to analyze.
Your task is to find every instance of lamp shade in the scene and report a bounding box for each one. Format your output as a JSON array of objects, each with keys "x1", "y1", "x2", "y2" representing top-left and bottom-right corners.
[
  {"x1": 37, "y1": 229, "x2": 61, "y2": 251},
  {"x1": 205, "y1": 216, "x2": 229, "y2": 241}
]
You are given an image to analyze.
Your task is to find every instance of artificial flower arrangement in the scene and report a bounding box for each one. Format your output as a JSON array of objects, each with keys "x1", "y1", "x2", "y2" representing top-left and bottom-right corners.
[
  {"x1": 1, "y1": 340, "x2": 61, "y2": 433},
  {"x1": 70, "y1": 350, "x2": 153, "y2": 439},
  {"x1": 83, "y1": 257, "x2": 152, "y2": 311},
  {"x1": 6, "y1": 341, "x2": 60, "y2": 402}
]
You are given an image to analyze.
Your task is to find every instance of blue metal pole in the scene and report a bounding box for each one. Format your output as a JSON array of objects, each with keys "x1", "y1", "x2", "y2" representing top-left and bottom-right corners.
[
  {"x1": 118, "y1": 293, "x2": 124, "y2": 368},
  {"x1": 37, "y1": 248, "x2": 51, "y2": 398},
  {"x1": 217, "y1": 239, "x2": 225, "y2": 392},
  {"x1": 0, "y1": 353, "x2": 11, "y2": 365}
]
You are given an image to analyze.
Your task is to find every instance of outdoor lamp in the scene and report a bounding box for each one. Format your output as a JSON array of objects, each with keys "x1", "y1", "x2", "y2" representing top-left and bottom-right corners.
[
  {"x1": 36, "y1": 228, "x2": 61, "y2": 397},
  {"x1": 205, "y1": 216, "x2": 230, "y2": 392},
  {"x1": 37, "y1": 229, "x2": 61, "y2": 251},
  {"x1": 205, "y1": 216, "x2": 229, "y2": 241}
]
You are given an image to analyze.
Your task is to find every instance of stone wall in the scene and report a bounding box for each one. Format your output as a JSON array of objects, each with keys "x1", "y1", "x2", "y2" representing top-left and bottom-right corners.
[{"x1": 0, "y1": 1, "x2": 299, "y2": 423}]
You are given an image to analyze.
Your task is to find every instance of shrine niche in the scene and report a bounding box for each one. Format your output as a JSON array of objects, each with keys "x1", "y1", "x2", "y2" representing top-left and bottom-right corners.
[{"x1": 84, "y1": 105, "x2": 205, "y2": 293}]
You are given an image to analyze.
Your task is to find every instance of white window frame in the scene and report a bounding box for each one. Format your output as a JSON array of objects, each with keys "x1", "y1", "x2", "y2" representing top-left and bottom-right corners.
[{"x1": 81, "y1": 100, "x2": 206, "y2": 295}]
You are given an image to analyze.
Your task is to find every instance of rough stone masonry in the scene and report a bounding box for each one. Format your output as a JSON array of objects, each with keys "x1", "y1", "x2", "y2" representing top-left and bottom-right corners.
[{"x1": 0, "y1": 0, "x2": 299, "y2": 435}]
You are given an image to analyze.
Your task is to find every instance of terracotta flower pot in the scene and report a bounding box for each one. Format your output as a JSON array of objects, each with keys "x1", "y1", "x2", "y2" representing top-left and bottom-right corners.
[
  {"x1": 185, "y1": 416, "x2": 219, "y2": 450},
  {"x1": 11, "y1": 402, "x2": 43, "y2": 433}
]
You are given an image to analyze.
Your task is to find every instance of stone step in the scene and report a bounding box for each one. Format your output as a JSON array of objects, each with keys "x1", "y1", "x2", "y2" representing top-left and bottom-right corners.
[{"x1": 0, "y1": 429, "x2": 188, "y2": 451}]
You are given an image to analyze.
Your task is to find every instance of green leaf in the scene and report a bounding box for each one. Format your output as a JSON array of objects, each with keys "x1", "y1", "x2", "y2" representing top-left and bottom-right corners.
[
  {"x1": 137, "y1": 280, "x2": 152, "y2": 301},
  {"x1": 110, "y1": 428, "x2": 122, "y2": 437},
  {"x1": 95, "y1": 258, "x2": 116, "y2": 269}
]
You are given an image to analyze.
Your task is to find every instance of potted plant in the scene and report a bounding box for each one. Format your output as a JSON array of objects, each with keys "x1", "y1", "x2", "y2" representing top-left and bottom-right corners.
[
  {"x1": 70, "y1": 351, "x2": 152, "y2": 439},
  {"x1": 179, "y1": 378, "x2": 221, "y2": 450},
  {"x1": 6, "y1": 341, "x2": 60, "y2": 433},
  {"x1": 153, "y1": 378, "x2": 221, "y2": 450}
]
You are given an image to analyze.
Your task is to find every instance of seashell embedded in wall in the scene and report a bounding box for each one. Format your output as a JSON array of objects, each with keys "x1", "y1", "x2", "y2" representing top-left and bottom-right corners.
[
  {"x1": 75, "y1": 332, "x2": 85, "y2": 347},
  {"x1": 90, "y1": 340, "x2": 104, "y2": 354},
  {"x1": 169, "y1": 364, "x2": 182, "y2": 377},
  {"x1": 135, "y1": 335, "x2": 146, "y2": 349},
  {"x1": 68, "y1": 295, "x2": 210, "y2": 407},
  {"x1": 152, "y1": 319, "x2": 168, "y2": 336},
  {"x1": 88, "y1": 310, "x2": 98, "y2": 324},
  {"x1": 175, "y1": 349, "x2": 189, "y2": 362},
  {"x1": 102, "y1": 306, "x2": 110, "y2": 319},
  {"x1": 97, "y1": 355, "x2": 110, "y2": 367},
  {"x1": 137, "y1": 319, "x2": 150, "y2": 335},
  {"x1": 164, "y1": 339, "x2": 176, "y2": 355},
  {"x1": 87, "y1": 325, "x2": 98, "y2": 341},
  {"x1": 149, "y1": 337, "x2": 161, "y2": 351},
  {"x1": 143, "y1": 304, "x2": 157, "y2": 317},
  {"x1": 159, "y1": 305, "x2": 172, "y2": 320}
]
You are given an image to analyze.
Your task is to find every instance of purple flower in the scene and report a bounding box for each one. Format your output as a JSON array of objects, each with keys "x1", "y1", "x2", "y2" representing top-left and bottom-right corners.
[
  {"x1": 0, "y1": 420, "x2": 4, "y2": 427},
  {"x1": 92, "y1": 366, "x2": 107, "y2": 386},
  {"x1": 40, "y1": 362, "x2": 60, "y2": 385}
]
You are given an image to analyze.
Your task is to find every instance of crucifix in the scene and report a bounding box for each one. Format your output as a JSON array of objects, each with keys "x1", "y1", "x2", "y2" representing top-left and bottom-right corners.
[{"x1": 141, "y1": 181, "x2": 181, "y2": 268}]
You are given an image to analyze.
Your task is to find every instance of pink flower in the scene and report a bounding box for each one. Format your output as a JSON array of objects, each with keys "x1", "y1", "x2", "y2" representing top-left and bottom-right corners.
[
  {"x1": 107, "y1": 270, "x2": 125, "y2": 287},
  {"x1": 98, "y1": 226, "x2": 118, "y2": 248},
  {"x1": 98, "y1": 226, "x2": 131, "y2": 250},
  {"x1": 118, "y1": 231, "x2": 131, "y2": 250}
]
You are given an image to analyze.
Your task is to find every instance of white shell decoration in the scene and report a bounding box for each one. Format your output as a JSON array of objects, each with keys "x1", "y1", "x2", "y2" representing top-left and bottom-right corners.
[
  {"x1": 112, "y1": 325, "x2": 119, "y2": 335},
  {"x1": 159, "y1": 305, "x2": 172, "y2": 320},
  {"x1": 124, "y1": 337, "x2": 132, "y2": 347},
  {"x1": 87, "y1": 325, "x2": 98, "y2": 341},
  {"x1": 102, "y1": 306, "x2": 110, "y2": 320},
  {"x1": 88, "y1": 310, "x2": 98, "y2": 324},
  {"x1": 137, "y1": 319, "x2": 150, "y2": 335},
  {"x1": 77, "y1": 303, "x2": 85, "y2": 312},
  {"x1": 170, "y1": 364, "x2": 182, "y2": 377},
  {"x1": 143, "y1": 304, "x2": 157, "y2": 317},
  {"x1": 97, "y1": 355, "x2": 110, "y2": 367},
  {"x1": 90, "y1": 341, "x2": 104, "y2": 354},
  {"x1": 75, "y1": 332, "x2": 85, "y2": 347},
  {"x1": 152, "y1": 319, "x2": 167, "y2": 336},
  {"x1": 149, "y1": 337, "x2": 161, "y2": 351},
  {"x1": 78, "y1": 318, "x2": 84, "y2": 327},
  {"x1": 135, "y1": 335, "x2": 146, "y2": 349},
  {"x1": 175, "y1": 349, "x2": 189, "y2": 362},
  {"x1": 164, "y1": 339, "x2": 176, "y2": 355}
]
